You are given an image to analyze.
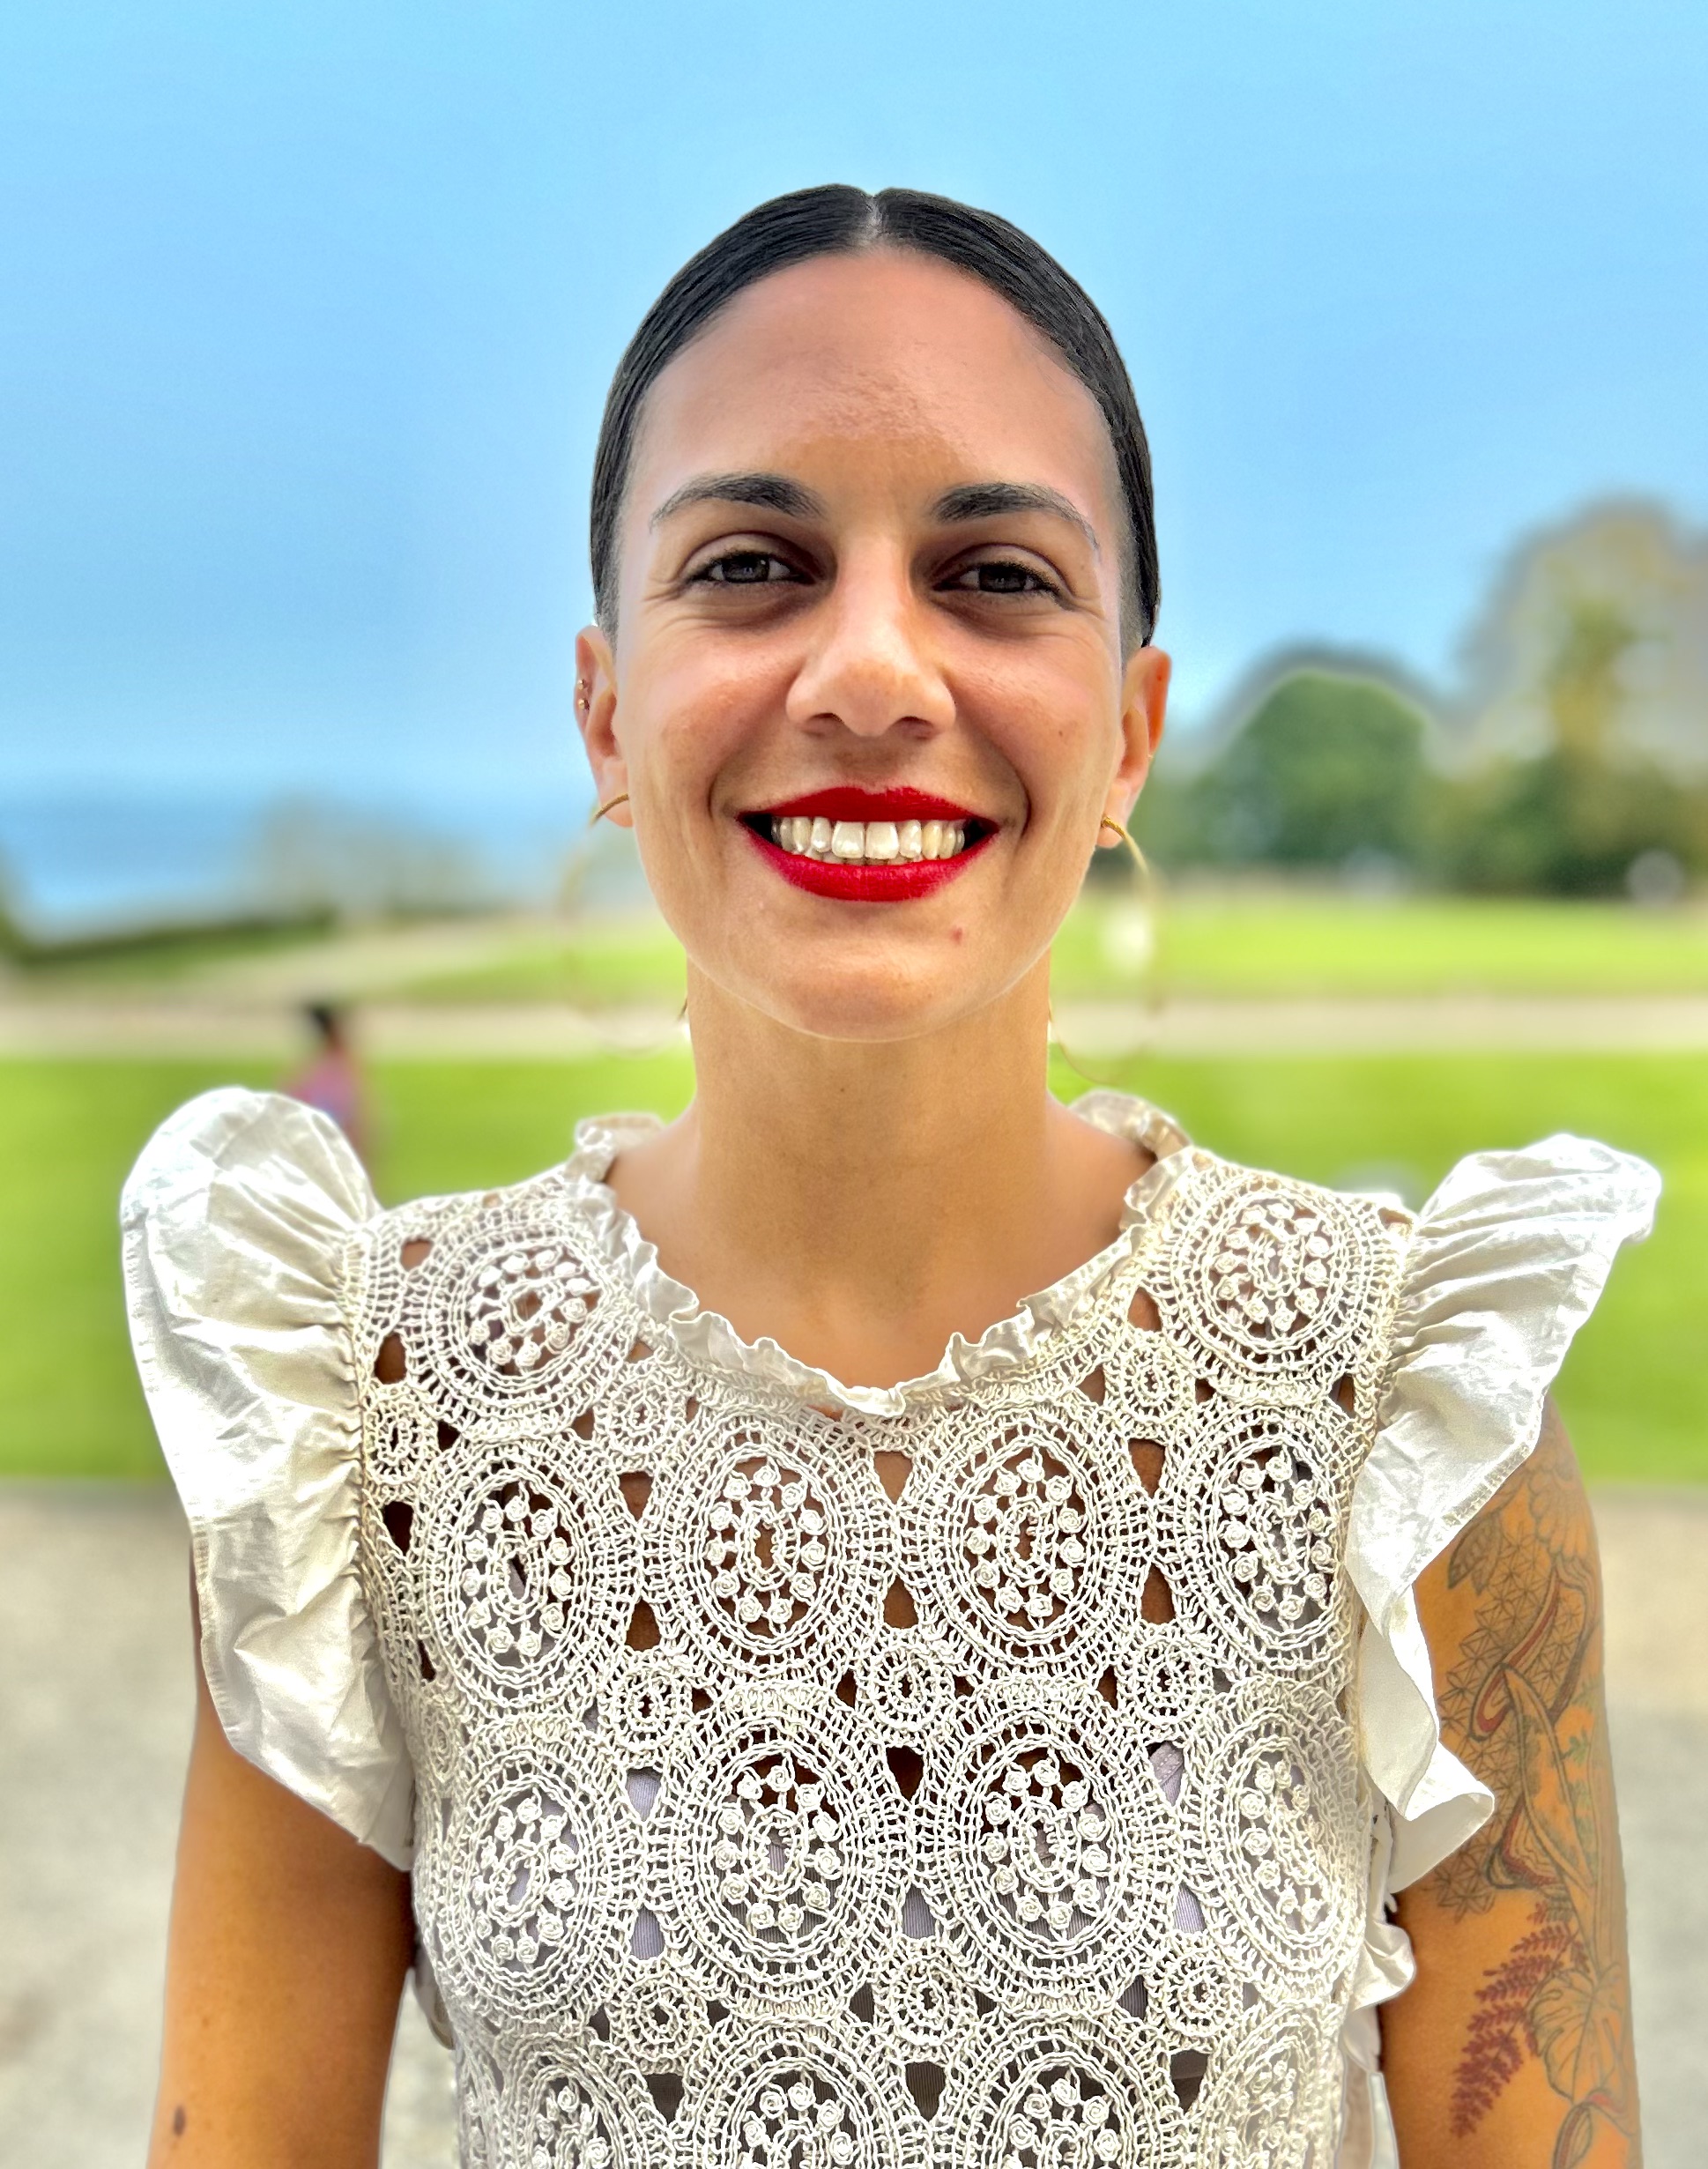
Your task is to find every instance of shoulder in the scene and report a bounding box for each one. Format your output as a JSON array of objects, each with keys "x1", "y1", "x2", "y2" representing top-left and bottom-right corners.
[
  {"x1": 122, "y1": 1084, "x2": 601, "y2": 1298},
  {"x1": 1340, "y1": 1133, "x2": 1656, "y2": 1890},
  {"x1": 123, "y1": 1083, "x2": 375, "y2": 1252},
  {"x1": 120, "y1": 1086, "x2": 416, "y2": 1862},
  {"x1": 1133, "y1": 1138, "x2": 1414, "y2": 1402}
]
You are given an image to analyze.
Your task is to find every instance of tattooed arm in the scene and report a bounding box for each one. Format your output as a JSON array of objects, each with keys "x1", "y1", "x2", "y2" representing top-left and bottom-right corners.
[{"x1": 1381, "y1": 1401, "x2": 1641, "y2": 2169}]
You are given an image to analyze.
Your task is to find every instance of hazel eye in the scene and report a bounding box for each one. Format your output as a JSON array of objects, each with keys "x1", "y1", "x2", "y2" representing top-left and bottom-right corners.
[{"x1": 693, "y1": 550, "x2": 803, "y2": 586}]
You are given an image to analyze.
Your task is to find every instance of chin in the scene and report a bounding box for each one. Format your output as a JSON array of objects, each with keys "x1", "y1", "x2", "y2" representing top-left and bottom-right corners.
[{"x1": 718, "y1": 950, "x2": 1008, "y2": 1045}]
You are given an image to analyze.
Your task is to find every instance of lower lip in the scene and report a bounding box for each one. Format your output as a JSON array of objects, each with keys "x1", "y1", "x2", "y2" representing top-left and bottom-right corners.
[{"x1": 746, "y1": 826, "x2": 992, "y2": 902}]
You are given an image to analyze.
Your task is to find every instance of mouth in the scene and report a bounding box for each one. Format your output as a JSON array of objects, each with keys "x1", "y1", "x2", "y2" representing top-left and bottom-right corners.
[{"x1": 740, "y1": 786, "x2": 996, "y2": 903}]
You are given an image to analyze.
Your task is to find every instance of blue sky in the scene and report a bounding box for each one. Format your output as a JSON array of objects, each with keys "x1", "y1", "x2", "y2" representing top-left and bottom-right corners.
[{"x1": 3, "y1": 0, "x2": 1705, "y2": 799}]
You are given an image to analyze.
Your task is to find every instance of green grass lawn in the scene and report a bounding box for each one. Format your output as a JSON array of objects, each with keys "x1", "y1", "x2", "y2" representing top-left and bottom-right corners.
[
  {"x1": 16, "y1": 892, "x2": 1708, "y2": 1007},
  {"x1": 1056, "y1": 891, "x2": 1708, "y2": 999},
  {"x1": 395, "y1": 892, "x2": 1708, "y2": 1006},
  {"x1": 2, "y1": 1046, "x2": 1697, "y2": 1482}
]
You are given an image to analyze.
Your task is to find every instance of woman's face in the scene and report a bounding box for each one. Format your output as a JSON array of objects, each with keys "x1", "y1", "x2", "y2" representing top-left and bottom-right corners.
[{"x1": 577, "y1": 248, "x2": 1169, "y2": 1044}]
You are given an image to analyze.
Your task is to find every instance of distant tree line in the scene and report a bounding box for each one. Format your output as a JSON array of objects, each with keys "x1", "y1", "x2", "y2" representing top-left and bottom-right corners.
[{"x1": 1133, "y1": 501, "x2": 1708, "y2": 898}]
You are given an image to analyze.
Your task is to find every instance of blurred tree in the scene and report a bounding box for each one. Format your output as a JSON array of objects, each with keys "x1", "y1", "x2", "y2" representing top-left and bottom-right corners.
[
  {"x1": 1433, "y1": 743, "x2": 1700, "y2": 895},
  {"x1": 1132, "y1": 502, "x2": 1708, "y2": 896},
  {"x1": 1138, "y1": 669, "x2": 1435, "y2": 876},
  {"x1": 0, "y1": 854, "x2": 20, "y2": 961},
  {"x1": 1435, "y1": 521, "x2": 1708, "y2": 894},
  {"x1": 1450, "y1": 500, "x2": 1708, "y2": 783}
]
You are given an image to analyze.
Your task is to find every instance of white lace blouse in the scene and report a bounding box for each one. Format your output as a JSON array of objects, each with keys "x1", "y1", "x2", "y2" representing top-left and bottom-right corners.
[{"x1": 121, "y1": 1086, "x2": 1658, "y2": 2169}]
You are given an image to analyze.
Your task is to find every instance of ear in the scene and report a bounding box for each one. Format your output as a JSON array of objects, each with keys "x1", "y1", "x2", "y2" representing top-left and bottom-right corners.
[
  {"x1": 1101, "y1": 644, "x2": 1170, "y2": 838},
  {"x1": 575, "y1": 625, "x2": 632, "y2": 828}
]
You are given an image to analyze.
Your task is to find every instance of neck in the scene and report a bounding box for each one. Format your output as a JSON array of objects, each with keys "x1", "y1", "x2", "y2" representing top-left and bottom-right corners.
[
  {"x1": 605, "y1": 958, "x2": 1146, "y2": 1385},
  {"x1": 689, "y1": 958, "x2": 1057, "y2": 1274}
]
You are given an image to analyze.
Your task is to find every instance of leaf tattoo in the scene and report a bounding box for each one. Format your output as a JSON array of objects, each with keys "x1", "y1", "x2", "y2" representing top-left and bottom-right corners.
[{"x1": 1431, "y1": 1409, "x2": 1638, "y2": 2165}]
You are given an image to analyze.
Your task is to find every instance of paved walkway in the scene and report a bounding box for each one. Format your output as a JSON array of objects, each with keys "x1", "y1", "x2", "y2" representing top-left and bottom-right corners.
[
  {"x1": 0, "y1": 1486, "x2": 1703, "y2": 2167},
  {"x1": 9, "y1": 990, "x2": 1708, "y2": 1059}
]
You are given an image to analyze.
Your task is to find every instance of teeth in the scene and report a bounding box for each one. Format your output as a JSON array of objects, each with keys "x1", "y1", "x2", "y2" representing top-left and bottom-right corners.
[{"x1": 770, "y1": 815, "x2": 969, "y2": 865}]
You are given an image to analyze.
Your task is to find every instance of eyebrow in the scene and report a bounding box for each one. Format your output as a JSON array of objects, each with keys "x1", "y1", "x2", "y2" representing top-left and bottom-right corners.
[
  {"x1": 932, "y1": 482, "x2": 1101, "y2": 553},
  {"x1": 648, "y1": 470, "x2": 1100, "y2": 553},
  {"x1": 650, "y1": 471, "x2": 826, "y2": 526}
]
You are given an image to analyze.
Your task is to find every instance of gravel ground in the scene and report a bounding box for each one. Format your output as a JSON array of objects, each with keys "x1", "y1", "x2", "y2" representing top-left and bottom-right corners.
[{"x1": 0, "y1": 1484, "x2": 1702, "y2": 2168}]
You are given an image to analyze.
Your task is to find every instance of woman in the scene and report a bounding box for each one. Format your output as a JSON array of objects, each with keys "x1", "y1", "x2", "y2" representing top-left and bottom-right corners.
[{"x1": 124, "y1": 187, "x2": 1656, "y2": 2168}]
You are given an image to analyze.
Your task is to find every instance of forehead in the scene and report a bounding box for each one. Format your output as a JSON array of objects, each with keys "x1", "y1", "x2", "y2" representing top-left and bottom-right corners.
[{"x1": 628, "y1": 249, "x2": 1121, "y2": 524}]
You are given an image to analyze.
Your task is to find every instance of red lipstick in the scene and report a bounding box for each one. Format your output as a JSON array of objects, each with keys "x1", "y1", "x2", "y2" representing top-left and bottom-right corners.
[{"x1": 744, "y1": 786, "x2": 995, "y2": 903}]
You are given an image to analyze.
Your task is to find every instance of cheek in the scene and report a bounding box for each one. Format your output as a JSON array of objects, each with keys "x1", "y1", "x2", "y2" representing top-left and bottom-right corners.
[
  {"x1": 986, "y1": 705, "x2": 1118, "y2": 840},
  {"x1": 954, "y1": 643, "x2": 1122, "y2": 807},
  {"x1": 622, "y1": 652, "x2": 758, "y2": 808}
]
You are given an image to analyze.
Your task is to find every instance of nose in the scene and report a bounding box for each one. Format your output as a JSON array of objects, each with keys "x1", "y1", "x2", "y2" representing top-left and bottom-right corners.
[{"x1": 783, "y1": 546, "x2": 955, "y2": 740}]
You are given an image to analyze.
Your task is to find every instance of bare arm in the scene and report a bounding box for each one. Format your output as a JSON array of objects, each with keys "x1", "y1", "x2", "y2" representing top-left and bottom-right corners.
[
  {"x1": 1382, "y1": 1401, "x2": 1641, "y2": 2167},
  {"x1": 148, "y1": 1593, "x2": 413, "y2": 2167}
]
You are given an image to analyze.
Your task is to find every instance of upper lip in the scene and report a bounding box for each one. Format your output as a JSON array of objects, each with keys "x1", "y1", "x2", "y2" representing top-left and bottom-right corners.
[{"x1": 753, "y1": 785, "x2": 985, "y2": 823}]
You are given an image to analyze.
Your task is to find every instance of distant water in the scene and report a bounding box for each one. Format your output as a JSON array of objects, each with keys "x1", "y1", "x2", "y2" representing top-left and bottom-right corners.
[{"x1": 0, "y1": 785, "x2": 595, "y2": 936}]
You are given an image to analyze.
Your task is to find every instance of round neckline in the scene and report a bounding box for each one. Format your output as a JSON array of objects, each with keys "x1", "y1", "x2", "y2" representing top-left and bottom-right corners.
[{"x1": 554, "y1": 1089, "x2": 1196, "y2": 1419}]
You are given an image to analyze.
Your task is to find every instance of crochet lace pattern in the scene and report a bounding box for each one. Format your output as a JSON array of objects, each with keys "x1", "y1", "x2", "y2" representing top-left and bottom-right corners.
[{"x1": 347, "y1": 1144, "x2": 1411, "y2": 2169}]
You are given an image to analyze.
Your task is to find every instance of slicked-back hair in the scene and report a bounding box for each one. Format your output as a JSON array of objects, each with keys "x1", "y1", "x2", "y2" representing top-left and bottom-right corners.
[{"x1": 589, "y1": 185, "x2": 1159, "y2": 650}]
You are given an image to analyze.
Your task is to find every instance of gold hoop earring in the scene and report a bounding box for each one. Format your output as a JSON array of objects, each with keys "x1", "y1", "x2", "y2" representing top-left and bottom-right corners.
[
  {"x1": 1051, "y1": 813, "x2": 1164, "y2": 1090},
  {"x1": 589, "y1": 791, "x2": 630, "y2": 826},
  {"x1": 1098, "y1": 813, "x2": 1153, "y2": 888}
]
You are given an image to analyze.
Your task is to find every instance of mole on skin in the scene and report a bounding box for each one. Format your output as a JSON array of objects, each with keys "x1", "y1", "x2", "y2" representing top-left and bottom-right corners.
[{"x1": 171, "y1": 2106, "x2": 187, "y2": 2136}]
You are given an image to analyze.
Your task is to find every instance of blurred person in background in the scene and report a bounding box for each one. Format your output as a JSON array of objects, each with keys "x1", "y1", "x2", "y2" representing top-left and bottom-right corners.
[
  {"x1": 120, "y1": 188, "x2": 1655, "y2": 2168},
  {"x1": 281, "y1": 999, "x2": 367, "y2": 1163}
]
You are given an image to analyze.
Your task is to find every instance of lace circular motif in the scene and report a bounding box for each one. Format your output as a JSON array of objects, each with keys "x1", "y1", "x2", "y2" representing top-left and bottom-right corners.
[
  {"x1": 605, "y1": 1959, "x2": 713, "y2": 2076},
  {"x1": 1166, "y1": 1177, "x2": 1374, "y2": 1378},
  {"x1": 421, "y1": 1453, "x2": 633, "y2": 1706},
  {"x1": 940, "y1": 2013, "x2": 1170, "y2": 2169},
  {"x1": 1157, "y1": 1941, "x2": 1240, "y2": 2041},
  {"x1": 925, "y1": 1691, "x2": 1166, "y2": 1998},
  {"x1": 1192, "y1": 1700, "x2": 1360, "y2": 1980},
  {"x1": 683, "y1": 2022, "x2": 926, "y2": 2169},
  {"x1": 858, "y1": 1634, "x2": 958, "y2": 1746},
  {"x1": 1184, "y1": 1418, "x2": 1346, "y2": 1668},
  {"x1": 650, "y1": 1709, "x2": 905, "y2": 2004},
  {"x1": 438, "y1": 1742, "x2": 640, "y2": 2024},
  {"x1": 1116, "y1": 1623, "x2": 1218, "y2": 1735},
  {"x1": 410, "y1": 1213, "x2": 611, "y2": 1415},
  {"x1": 509, "y1": 2039, "x2": 667, "y2": 2169},
  {"x1": 909, "y1": 1413, "x2": 1133, "y2": 1672},
  {"x1": 1192, "y1": 2004, "x2": 1337, "y2": 2169},
  {"x1": 599, "y1": 1651, "x2": 699, "y2": 1763},
  {"x1": 650, "y1": 1424, "x2": 886, "y2": 1679},
  {"x1": 873, "y1": 1947, "x2": 978, "y2": 2059}
]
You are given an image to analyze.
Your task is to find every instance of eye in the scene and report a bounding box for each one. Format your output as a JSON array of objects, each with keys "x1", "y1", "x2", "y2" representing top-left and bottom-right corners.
[
  {"x1": 691, "y1": 549, "x2": 806, "y2": 587},
  {"x1": 943, "y1": 558, "x2": 1063, "y2": 600}
]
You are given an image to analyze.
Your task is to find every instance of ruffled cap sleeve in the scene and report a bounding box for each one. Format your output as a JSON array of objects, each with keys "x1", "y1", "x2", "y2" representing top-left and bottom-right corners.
[
  {"x1": 1348, "y1": 1133, "x2": 1659, "y2": 1890},
  {"x1": 122, "y1": 1087, "x2": 414, "y2": 1868}
]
